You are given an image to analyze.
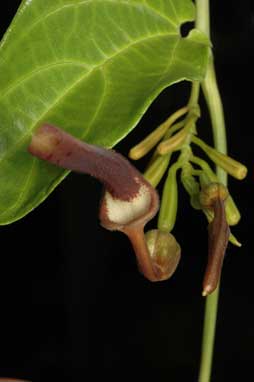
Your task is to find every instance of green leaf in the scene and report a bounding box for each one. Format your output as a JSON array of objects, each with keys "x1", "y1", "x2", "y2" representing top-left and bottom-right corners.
[{"x1": 0, "y1": 0, "x2": 210, "y2": 224}]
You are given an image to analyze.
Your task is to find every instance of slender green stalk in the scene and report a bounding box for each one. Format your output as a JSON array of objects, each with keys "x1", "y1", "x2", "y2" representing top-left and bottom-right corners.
[
  {"x1": 188, "y1": 81, "x2": 200, "y2": 109},
  {"x1": 176, "y1": 82, "x2": 200, "y2": 164},
  {"x1": 196, "y1": 1, "x2": 228, "y2": 381},
  {"x1": 202, "y1": 59, "x2": 227, "y2": 184},
  {"x1": 195, "y1": 0, "x2": 210, "y2": 40},
  {"x1": 199, "y1": 283, "x2": 220, "y2": 382}
]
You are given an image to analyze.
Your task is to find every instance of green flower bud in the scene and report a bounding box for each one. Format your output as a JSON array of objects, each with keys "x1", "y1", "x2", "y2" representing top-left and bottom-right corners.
[
  {"x1": 192, "y1": 136, "x2": 247, "y2": 180},
  {"x1": 145, "y1": 229, "x2": 181, "y2": 281},
  {"x1": 181, "y1": 164, "x2": 201, "y2": 210},
  {"x1": 144, "y1": 154, "x2": 171, "y2": 188},
  {"x1": 129, "y1": 106, "x2": 188, "y2": 160},
  {"x1": 157, "y1": 107, "x2": 200, "y2": 155},
  {"x1": 158, "y1": 164, "x2": 179, "y2": 232},
  {"x1": 157, "y1": 125, "x2": 189, "y2": 155}
]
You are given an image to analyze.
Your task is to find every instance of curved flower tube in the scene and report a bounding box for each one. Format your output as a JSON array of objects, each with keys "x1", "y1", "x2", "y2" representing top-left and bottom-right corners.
[{"x1": 28, "y1": 124, "x2": 164, "y2": 281}]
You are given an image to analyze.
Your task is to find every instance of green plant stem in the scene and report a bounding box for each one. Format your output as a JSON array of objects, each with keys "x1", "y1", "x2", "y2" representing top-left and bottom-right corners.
[
  {"x1": 199, "y1": 283, "x2": 220, "y2": 382},
  {"x1": 188, "y1": 81, "x2": 200, "y2": 108},
  {"x1": 196, "y1": 1, "x2": 228, "y2": 382},
  {"x1": 176, "y1": 82, "x2": 200, "y2": 165},
  {"x1": 202, "y1": 58, "x2": 227, "y2": 184}
]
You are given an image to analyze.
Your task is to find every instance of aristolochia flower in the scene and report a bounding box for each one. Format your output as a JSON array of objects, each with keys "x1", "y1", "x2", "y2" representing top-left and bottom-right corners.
[{"x1": 28, "y1": 124, "x2": 179, "y2": 282}]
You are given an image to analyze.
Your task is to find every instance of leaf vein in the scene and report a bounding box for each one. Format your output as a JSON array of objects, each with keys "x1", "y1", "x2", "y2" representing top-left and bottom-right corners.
[
  {"x1": 0, "y1": 61, "x2": 91, "y2": 101},
  {"x1": 83, "y1": 69, "x2": 108, "y2": 138},
  {"x1": 0, "y1": 32, "x2": 177, "y2": 166},
  {"x1": 0, "y1": 0, "x2": 177, "y2": 58}
]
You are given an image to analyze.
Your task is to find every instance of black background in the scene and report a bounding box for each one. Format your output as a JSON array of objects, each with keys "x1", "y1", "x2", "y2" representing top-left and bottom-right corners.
[{"x1": 0, "y1": 1, "x2": 253, "y2": 381}]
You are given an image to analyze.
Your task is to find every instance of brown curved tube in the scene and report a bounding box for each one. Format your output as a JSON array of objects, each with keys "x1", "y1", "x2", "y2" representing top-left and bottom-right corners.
[
  {"x1": 28, "y1": 124, "x2": 143, "y2": 201},
  {"x1": 124, "y1": 226, "x2": 158, "y2": 281},
  {"x1": 202, "y1": 198, "x2": 230, "y2": 296}
]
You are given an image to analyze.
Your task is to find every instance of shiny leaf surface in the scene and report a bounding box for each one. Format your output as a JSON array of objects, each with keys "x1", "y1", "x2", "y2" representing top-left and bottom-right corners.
[{"x1": 0, "y1": 0, "x2": 209, "y2": 224}]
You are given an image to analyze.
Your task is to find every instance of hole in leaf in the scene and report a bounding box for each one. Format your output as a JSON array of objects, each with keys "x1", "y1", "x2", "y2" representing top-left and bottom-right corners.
[{"x1": 180, "y1": 22, "x2": 194, "y2": 38}]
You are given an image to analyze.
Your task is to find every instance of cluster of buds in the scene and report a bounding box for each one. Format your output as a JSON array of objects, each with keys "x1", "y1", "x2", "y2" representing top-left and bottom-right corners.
[
  {"x1": 128, "y1": 104, "x2": 247, "y2": 295},
  {"x1": 28, "y1": 104, "x2": 247, "y2": 295}
]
